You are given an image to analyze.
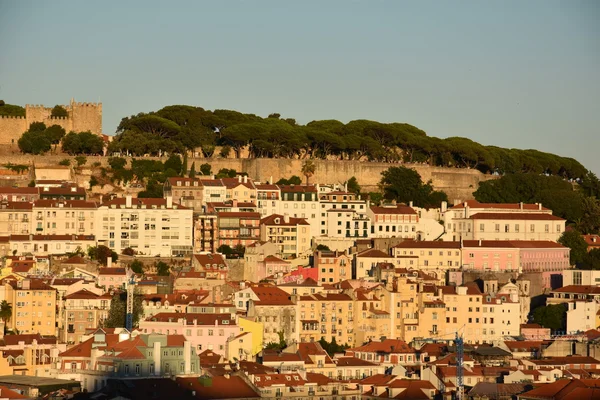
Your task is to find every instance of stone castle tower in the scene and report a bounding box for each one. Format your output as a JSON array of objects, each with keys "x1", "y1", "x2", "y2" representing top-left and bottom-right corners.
[{"x1": 0, "y1": 99, "x2": 102, "y2": 145}]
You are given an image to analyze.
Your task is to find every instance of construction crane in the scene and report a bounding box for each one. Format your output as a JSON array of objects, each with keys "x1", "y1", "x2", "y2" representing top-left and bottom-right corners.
[
  {"x1": 415, "y1": 327, "x2": 465, "y2": 400},
  {"x1": 125, "y1": 276, "x2": 136, "y2": 331}
]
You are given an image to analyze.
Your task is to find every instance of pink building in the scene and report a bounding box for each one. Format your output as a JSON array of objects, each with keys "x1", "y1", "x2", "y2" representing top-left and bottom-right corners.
[
  {"x1": 257, "y1": 255, "x2": 291, "y2": 281},
  {"x1": 462, "y1": 240, "x2": 569, "y2": 280},
  {"x1": 138, "y1": 313, "x2": 239, "y2": 356},
  {"x1": 462, "y1": 241, "x2": 522, "y2": 272},
  {"x1": 98, "y1": 267, "x2": 132, "y2": 290},
  {"x1": 277, "y1": 266, "x2": 319, "y2": 284},
  {"x1": 520, "y1": 323, "x2": 551, "y2": 340}
]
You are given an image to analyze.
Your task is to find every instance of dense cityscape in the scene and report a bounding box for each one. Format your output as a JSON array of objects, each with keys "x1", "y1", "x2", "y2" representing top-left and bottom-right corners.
[{"x1": 0, "y1": 100, "x2": 599, "y2": 399}]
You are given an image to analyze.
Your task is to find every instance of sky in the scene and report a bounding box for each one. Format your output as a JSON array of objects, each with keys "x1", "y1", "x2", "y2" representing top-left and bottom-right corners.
[{"x1": 1, "y1": 1, "x2": 599, "y2": 173}]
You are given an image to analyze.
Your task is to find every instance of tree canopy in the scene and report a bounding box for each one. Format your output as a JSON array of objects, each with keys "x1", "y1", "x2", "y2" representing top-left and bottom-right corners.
[
  {"x1": 380, "y1": 166, "x2": 448, "y2": 208},
  {"x1": 558, "y1": 230, "x2": 588, "y2": 266},
  {"x1": 106, "y1": 105, "x2": 588, "y2": 179},
  {"x1": 0, "y1": 103, "x2": 25, "y2": 117},
  {"x1": 62, "y1": 131, "x2": 104, "y2": 155},
  {"x1": 104, "y1": 291, "x2": 143, "y2": 328},
  {"x1": 532, "y1": 303, "x2": 566, "y2": 332}
]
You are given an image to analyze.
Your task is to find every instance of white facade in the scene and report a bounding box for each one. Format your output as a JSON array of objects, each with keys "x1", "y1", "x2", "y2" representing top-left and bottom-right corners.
[
  {"x1": 96, "y1": 196, "x2": 193, "y2": 257},
  {"x1": 280, "y1": 185, "x2": 320, "y2": 238},
  {"x1": 563, "y1": 269, "x2": 600, "y2": 287},
  {"x1": 566, "y1": 301, "x2": 599, "y2": 334}
]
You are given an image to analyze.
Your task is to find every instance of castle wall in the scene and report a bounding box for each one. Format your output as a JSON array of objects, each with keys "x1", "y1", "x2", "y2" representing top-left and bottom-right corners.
[
  {"x1": 0, "y1": 116, "x2": 27, "y2": 145},
  {"x1": 71, "y1": 102, "x2": 102, "y2": 135},
  {"x1": 0, "y1": 101, "x2": 101, "y2": 145}
]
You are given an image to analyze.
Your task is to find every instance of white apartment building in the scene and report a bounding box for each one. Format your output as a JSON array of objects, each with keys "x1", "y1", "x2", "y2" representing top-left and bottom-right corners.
[
  {"x1": 198, "y1": 179, "x2": 227, "y2": 205},
  {"x1": 255, "y1": 184, "x2": 281, "y2": 217},
  {"x1": 0, "y1": 201, "x2": 32, "y2": 235},
  {"x1": 368, "y1": 203, "x2": 419, "y2": 239},
  {"x1": 455, "y1": 213, "x2": 565, "y2": 242},
  {"x1": 566, "y1": 301, "x2": 599, "y2": 334},
  {"x1": 32, "y1": 200, "x2": 97, "y2": 236},
  {"x1": 96, "y1": 196, "x2": 193, "y2": 257},
  {"x1": 279, "y1": 185, "x2": 320, "y2": 238},
  {"x1": 8, "y1": 234, "x2": 97, "y2": 257},
  {"x1": 318, "y1": 191, "x2": 370, "y2": 238}
]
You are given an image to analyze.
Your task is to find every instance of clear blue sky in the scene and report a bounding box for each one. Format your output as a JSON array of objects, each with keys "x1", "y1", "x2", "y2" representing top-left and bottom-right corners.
[{"x1": 1, "y1": 1, "x2": 599, "y2": 173}]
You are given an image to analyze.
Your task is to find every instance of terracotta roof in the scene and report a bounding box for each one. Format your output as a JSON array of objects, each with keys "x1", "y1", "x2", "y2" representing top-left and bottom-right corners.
[
  {"x1": 263, "y1": 352, "x2": 303, "y2": 363},
  {"x1": 1, "y1": 333, "x2": 57, "y2": 346},
  {"x1": 63, "y1": 255, "x2": 87, "y2": 264},
  {"x1": 335, "y1": 356, "x2": 378, "y2": 367},
  {"x1": 356, "y1": 248, "x2": 389, "y2": 258},
  {"x1": 176, "y1": 375, "x2": 260, "y2": 399},
  {"x1": 263, "y1": 255, "x2": 289, "y2": 263},
  {"x1": 0, "y1": 187, "x2": 39, "y2": 194},
  {"x1": 64, "y1": 289, "x2": 103, "y2": 300},
  {"x1": 0, "y1": 385, "x2": 28, "y2": 399},
  {"x1": 279, "y1": 184, "x2": 317, "y2": 193},
  {"x1": 8, "y1": 234, "x2": 95, "y2": 241},
  {"x1": 101, "y1": 197, "x2": 188, "y2": 209},
  {"x1": 553, "y1": 285, "x2": 600, "y2": 295},
  {"x1": 145, "y1": 313, "x2": 235, "y2": 326},
  {"x1": 98, "y1": 268, "x2": 127, "y2": 276},
  {"x1": 7, "y1": 279, "x2": 54, "y2": 291},
  {"x1": 518, "y1": 378, "x2": 600, "y2": 399},
  {"x1": 218, "y1": 211, "x2": 261, "y2": 218},
  {"x1": 251, "y1": 285, "x2": 295, "y2": 305},
  {"x1": 393, "y1": 241, "x2": 461, "y2": 249},
  {"x1": 584, "y1": 235, "x2": 600, "y2": 247},
  {"x1": 33, "y1": 199, "x2": 98, "y2": 208},
  {"x1": 463, "y1": 240, "x2": 566, "y2": 249},
  {"x1": 193, "y1": 253, "x2": 227, "y2": 266},
  {"x1": 350, "y1": 339, "x2": 415, "y2": 354},
  {"x1": 0, "y1": 202, "x2": 33, "y2": 210},
  {"x1": 260, "y1": 214, "x2": 310, "y2": 226},
  {"x1": 470, "y1": 212, "x2": 564, "y2": 221},
  {"x1": 370, "y1": 205, "x2": 417, "y2": 215},
  {"x1": 451, "y1": 200, "x2": 550, "y2": 211},
  {"x1": 253, "y1": 373, "x2": 306, "y2": 388}
]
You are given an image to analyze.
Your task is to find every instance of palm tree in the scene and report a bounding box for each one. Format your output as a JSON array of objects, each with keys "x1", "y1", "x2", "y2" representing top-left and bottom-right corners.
[
  {"x1": 0, "y1": 300, "x2": 12, "y2": 331},
  {"x1": 301, "y1": 159, "x2": 316, "y2": 186}
]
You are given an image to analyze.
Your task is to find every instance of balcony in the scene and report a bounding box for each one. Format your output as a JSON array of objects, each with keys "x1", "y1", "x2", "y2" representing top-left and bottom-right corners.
[{"x1": 78, "y1": 217, "x2": 85, "y2": 221}]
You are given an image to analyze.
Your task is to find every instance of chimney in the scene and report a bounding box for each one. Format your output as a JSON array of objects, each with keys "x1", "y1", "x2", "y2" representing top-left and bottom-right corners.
[
  {"x1": 409, "y1": 201, "x2": 413, "y2": 208},
  {"x1": 538, "y1": 203, "x2": 542, "y2": 210},
  {"x1": 22, "y1": 279, "x2": 30, "y2": 290},
  {"x1": 478, "y1": 239, "x2": 482, "y2": 247},
  {"x1": 232, "y1": 199, "x2": 238, "y2": 208},
  {"x1": 153, "y1": 341, "x2": 161, "y2": 375},
  {"x1": 184, "y1": 340, "x2": 191, "y2": 374},
  {"x1": 519, "y1": 202, "x2": 523, "y2": 210},
  {"x1": 441, "y1": 201, "x2": 447, "y2": 213},
  {"x1": 238, "y1": 176, "x2": 242, "y2": 183},
  {"x1": 125, "y1": 195, "x2": 132, "y2": 208},
  {"x1": 243, "y1": 175, "x2": 248, "y2": 183},
  {"x1": 107, "y1": 257, "x2": 112, "y2": 269},
  {"x1": 283, "y1": 214, "x2": 290, "y2": 224},
  {"x1": 166, "y1": 196, "x2": 173, "y2": 208}
]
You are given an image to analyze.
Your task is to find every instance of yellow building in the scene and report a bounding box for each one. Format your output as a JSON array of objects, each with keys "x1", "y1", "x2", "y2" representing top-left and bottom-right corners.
[
  {"x1": 237, "y1": 316, "x2": 264, "y2": 356},
  {"x1": 392, "y1": 241, "x2": 462, "y2": 280},
  {"x1": 315, "y1": 250, "x2": 351, "y2": 284},
  {"x1": 3, "y1": 278, "x2": 57, "y2": 336}
]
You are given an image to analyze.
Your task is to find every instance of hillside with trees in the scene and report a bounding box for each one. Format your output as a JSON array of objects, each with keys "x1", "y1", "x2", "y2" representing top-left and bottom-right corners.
[{"x1": 108, "y1": 105, "x2": 588, "y2": 179}]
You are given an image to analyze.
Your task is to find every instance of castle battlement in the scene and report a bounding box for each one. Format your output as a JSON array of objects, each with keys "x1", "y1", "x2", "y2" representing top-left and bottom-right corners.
[
  {"x1": 0, "y1": 99, "x2": 102, "y2": 145},
  {"x1": 0, "y1": 115, "x2": 26, "y2": 120}
]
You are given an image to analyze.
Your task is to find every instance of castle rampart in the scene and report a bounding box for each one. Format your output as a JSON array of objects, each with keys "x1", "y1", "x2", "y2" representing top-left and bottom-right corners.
[{"x1": 0, "y1": 99, "x2": 102, "y2": 145}]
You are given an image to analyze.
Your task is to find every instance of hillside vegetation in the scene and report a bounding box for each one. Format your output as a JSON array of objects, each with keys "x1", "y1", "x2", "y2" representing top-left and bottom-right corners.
[{"x1": 108, "y1": 105, "x2": 587, "y2": 179}]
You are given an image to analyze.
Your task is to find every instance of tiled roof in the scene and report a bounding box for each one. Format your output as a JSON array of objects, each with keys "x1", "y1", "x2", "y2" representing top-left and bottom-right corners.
[
  {"x1": 1, "y1": 333, "x2": 57, "y2": 346},
  {"x1": 335, "y1": 356, "x2": 378, "y2": 367},
  {"x1": 64, "y1": 289, "x2": 103, "y2": 300},
  {"x1": 393, "y1": 241, "x2": 461, "y2": 249},
  {"x1": 451, "y1": 200, "x2": 549, "y2": 211},
  {"x1": 356, "y1": 248, "x2": 389, "y2": 258},
  {"x1": 7, "y1": 279, "x2": 54, "y2": 291},
  {"x1": 462, "y1": 240, "x2": 566, "y2": 249},
  {"x1": 279, "y1": 184, "x2": 317, "y2": 193},
  {"x1": 251, "y1": 285, "x2": 295, "y2": 305},
  {"x1": 33, "y1": 199, "x2": 98, "y2": 208},
  {"x1": 553, "y1": 285, "x2": 600, "y2": 295},
  {"x1": 370, "y1": 205, "x2": 417, "y2": 215},
  {"x1": 176, "y1": 375, "x2": 260, "y2": 399},
  {"x1": 98, "y1": 268, "x2": 127, "y2": 276},
  {"x1": 518, "y1": 378, "x2": 600, "y2": 399},
  {"x1": 145, "y1": 313, "x2": 235, "y2": 326},
  {"x1": 253, "y1": 373, "x2": 306, "y2": 387},
  {"x1": 469, "y1": 212, "x2": 564, "y2": 221},
  {"x1": 193, "y1": 253, "x2": 227, "y2": 266},
  {"x1": 350, "y1": 339, "x2": 415, "y2": 354},
  {"x1": 63, "y1": 255, "x2": 87, "y2": 264},
  {"x1": 100, "y1": 197, "x2": 188, "y2": 209},
  {"x1": 260, "y1": 214, "x2": 310, "y2": 226}
]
